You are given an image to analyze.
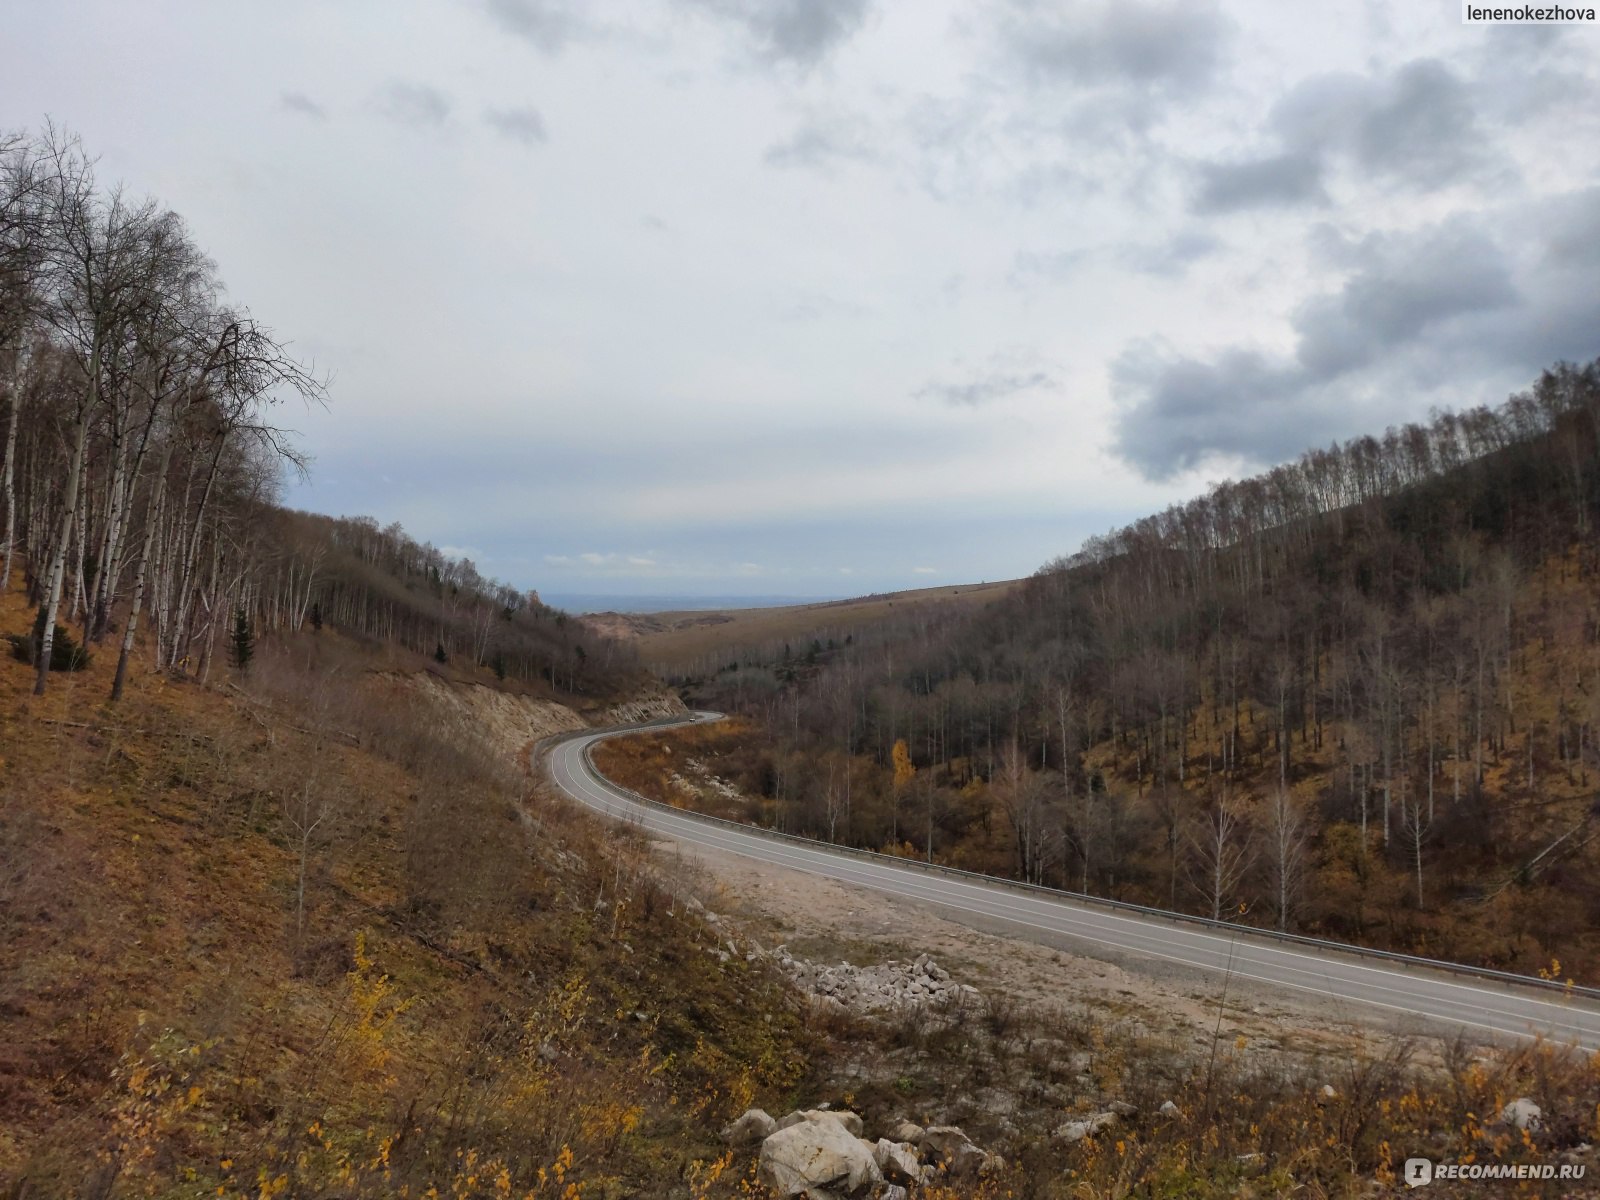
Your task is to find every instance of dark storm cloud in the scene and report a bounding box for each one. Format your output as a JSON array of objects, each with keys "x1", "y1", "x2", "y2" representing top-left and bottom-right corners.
[
  {"x1": 378, "y1": 82, "x2": 451, "y2": 127},
  {"x1": 999, "y1": 0, "x2": 1233, "y2": 94},
  {"x1": 1191, "y1": 152, "x2": 1324, "y2": 214},
  {"x1": 484, "y1": 0, "x2": 581, "y2": 53},
  {"x1": 279, "y1": 91, "x2": 327, "y2": 120},
  {"x1": 484, "y1": 106, "x2": 548, "y2": 145},
  {"x1": 1109, "y1": 200, "x2": 1600, "y2": 480},
  {"x1": 917, "y1": 369, "x2": 1056, "y2": 408},
  {"x1": 687, "y1": 0, "x2": 874, "y2": 68}
]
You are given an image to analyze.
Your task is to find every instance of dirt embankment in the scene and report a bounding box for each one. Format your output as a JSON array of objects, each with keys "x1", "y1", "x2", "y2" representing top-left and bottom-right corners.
[{"x1": 397, "y1": 672, "x2": 685, "y2": 772}]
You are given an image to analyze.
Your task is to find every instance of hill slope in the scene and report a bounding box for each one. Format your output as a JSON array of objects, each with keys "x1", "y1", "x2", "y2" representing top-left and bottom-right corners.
[
  {"x1": 671, "y1": 359, "x2": 1600, "y2": 982},
  {"x1": 0, "y1": 586, "x2": 808, "y2": 1195}
]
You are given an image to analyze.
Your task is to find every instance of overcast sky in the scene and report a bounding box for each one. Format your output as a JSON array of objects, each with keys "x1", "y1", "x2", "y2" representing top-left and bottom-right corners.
[{"x1": 8, "y1": 1, "x2": 1600, "y2": 598}]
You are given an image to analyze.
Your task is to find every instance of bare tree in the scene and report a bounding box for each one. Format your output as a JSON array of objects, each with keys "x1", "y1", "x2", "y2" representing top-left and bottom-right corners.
[
  {"x1": 1188, "y1": 797, "x2": 1254, "y2": 922},
  {"x1": 1264, "y1": 788, "x2": 1308, "y2": 931}
]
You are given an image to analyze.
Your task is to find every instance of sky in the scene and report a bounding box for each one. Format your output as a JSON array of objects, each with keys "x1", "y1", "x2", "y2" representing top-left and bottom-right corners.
[{"x1": 7, "y1": 1, "x2": 1600, "y2": 598}]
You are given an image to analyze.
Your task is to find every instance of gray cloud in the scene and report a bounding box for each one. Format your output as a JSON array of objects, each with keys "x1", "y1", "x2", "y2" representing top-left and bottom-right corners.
[
  {"x1": 687, "y1": 0, "x2": 873, "y2": 67},
  {"x1": 1111, "y1": 347, "x2": 1316, "y2": 477},
  {"x1": 1118, "y1": 230, "x2": 1223, "y2": 278},
  {"x1": 918, "y1": 369, "x2": 1056, "y2": 408},
  {"x1": 764, "y1": 115, "x2": 876, "y2": 169},
  {"x1": 1010, "y1": 247, "x2": 1089, "y2": 286},
  {"x1": 1352, "y1": 60, "x2": 1484, "y2": 188},
  {"x1": 485, "y1": 0, "x2": 581, "y2": 53},
  {"x1": 1192, "y1": 152, "x2": 1324, "y2": 214},
  {"x1": 1109, "y1": 204, "x2": 1595, "y2": 480},
  {"x1": 999, "y1": 0, "x2": 1233, "y2": 95},
  {"x1": 1291, "y1": 224, "x2": 1517, "y2": 379},
  {"x1": 1269, "y1": 58, "x2": 1490, "y2": 192},
  {"x1": 1182, "y1": 56, "x2": 1496, "y2": 224},
  {"x1": 485, "y1": 106, "x2": 548, "y2": 145},
  {"x1": 279, "y1": 90, "x2": 327, "y2": 120},
  {"x1": 379, "y1": 82, "x2": 451, "y2": 127}
]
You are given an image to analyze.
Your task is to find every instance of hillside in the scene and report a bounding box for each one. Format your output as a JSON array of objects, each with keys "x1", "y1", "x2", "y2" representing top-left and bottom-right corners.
[
  {"x1": 0, "y1": 581, "x2": 817, "y2": 1194},
  {"x1": 656, "y1": 360, "x2": 1600, "y2": 983},
  {"x1": 9, "y1": 587, "x2": 1600, "y2": 1198},
  {"x1": 580, "y1": 581, "x2": 1023, "y2": 677}
]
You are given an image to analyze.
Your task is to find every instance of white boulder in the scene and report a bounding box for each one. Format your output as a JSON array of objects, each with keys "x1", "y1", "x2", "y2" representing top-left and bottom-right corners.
[
  {"x1": 720, "y1": 1108, "x2": 776, "y2": 1146},
  {"x1": 758, "y1": 1118, "x2": 883, "y2": 1198},
  {"x1": 871, "y1": 1139, "x2": 922, "y2": 1185},
  {"x1": 1501, "y1": 1098, "x2": 1542, "y2": 1131}
]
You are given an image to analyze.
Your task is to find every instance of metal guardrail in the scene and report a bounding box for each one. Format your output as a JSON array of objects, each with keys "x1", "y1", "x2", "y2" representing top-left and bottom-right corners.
[{"x1": 543, "y1": 716, "x2": 1600, "y2": 1005}]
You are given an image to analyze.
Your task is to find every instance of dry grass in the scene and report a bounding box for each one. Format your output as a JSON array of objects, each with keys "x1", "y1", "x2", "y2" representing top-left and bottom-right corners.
[
  {"x1": 0, "y1": 583, "x2": 816, "y2": 1197},
  {"x1": 583, "y1": 580, "x2": 1022, "y2": 673}
]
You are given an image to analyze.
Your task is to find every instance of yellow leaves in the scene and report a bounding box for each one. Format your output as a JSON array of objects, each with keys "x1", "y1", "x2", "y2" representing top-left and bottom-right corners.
[
  {"x1": 344, "y1": 930, "x2": 411, "y2": 1084},
  {"x1": 687, "y1": 1149, "x2": 735, "y2": 1200},
  {"x1": 891, "y1": 738, "x2": 915, "y2": 792}
]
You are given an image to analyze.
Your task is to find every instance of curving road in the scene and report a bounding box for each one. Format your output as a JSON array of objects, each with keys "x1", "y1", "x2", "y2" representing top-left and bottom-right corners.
[{"x1": 546, "y1": 714, "x2": 1600, "y2": 1052}]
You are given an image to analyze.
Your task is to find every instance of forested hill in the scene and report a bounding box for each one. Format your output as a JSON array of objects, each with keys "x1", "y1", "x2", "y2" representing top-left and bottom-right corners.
[
  {"x1": 686, "y1": 357, "x2": 1600, "y2": 981},
  {"x1": 1, "y1": 131, "x2": 639, "y2": 706}
]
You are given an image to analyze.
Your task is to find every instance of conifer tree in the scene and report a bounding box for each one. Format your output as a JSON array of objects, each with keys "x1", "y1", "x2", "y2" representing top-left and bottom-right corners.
[{"x1": 231, "y1": 607, "x2": 254, "y2": 673}]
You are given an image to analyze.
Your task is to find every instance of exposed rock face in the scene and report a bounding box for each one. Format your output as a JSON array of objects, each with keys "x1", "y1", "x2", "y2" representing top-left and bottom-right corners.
[
  {"x1": 601, "y1": 693, "x2": 688, "y2": 724},
  {"x1": 399, "y1": 672, "x2": 685, "y2": 775},
  {"x1": 758, "y1": 1117, "x2": 883, "y2": 1198},
  {"x1": 721, "y1": 1107, "x2": 777, "y2": 1146}
]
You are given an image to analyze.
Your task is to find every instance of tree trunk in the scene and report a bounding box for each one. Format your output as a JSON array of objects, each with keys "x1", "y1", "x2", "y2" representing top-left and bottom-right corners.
[
  {"x1": 0, "y1": 381, "x2": 20, "y2": 593},
  {"x1": 33, "y1": 388, "x2": 93, "y2": 696},
  {"x1": 112, "y1": 442, "x2": 172, "y2": 701}
]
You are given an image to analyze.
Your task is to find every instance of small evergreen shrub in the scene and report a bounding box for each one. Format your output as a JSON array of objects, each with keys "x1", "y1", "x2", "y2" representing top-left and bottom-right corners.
[{"x1": 8, "y1": 624, "x2": 92, "y2": 672}]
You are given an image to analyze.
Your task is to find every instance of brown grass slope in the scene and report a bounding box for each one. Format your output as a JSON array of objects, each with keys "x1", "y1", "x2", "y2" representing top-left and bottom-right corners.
[{"x1": 0, "y1": 585, "x2": 813, "y2": 1197}]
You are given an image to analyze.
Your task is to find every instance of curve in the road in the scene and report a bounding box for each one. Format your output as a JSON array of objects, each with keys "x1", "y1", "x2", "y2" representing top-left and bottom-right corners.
[{"x1": 545, "y1": 715, "x2": 1600, "y2": 1052}]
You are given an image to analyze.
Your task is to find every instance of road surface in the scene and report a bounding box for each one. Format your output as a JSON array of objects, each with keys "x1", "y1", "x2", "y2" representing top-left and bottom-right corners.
[{"x1": 545, "y1": 714, "x2": 1600, "y2": 1051}]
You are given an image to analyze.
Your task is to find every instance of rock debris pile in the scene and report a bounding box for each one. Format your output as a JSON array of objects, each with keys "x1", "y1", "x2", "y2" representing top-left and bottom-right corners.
[
  {"x1": 769, "y1": 948, "x2": 981, "y2": 1014},
  {"x1": 722, "y1": 1106, "x2": 1004, "y2": 1198}
]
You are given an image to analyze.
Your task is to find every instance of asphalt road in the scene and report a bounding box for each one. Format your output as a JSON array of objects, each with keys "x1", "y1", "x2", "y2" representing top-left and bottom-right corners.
[{"x1": 545, "y1": 714, "x2": 1600, "y2": 1052}]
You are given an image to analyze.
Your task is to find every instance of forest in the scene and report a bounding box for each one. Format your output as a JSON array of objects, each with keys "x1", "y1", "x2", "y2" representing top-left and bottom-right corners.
[
  {"x1": 664, "y1": 357, "x2": 1600, "y2": 981},
  {"x1": 0, "y1": 128, "x2": 637, "y2": 707}
]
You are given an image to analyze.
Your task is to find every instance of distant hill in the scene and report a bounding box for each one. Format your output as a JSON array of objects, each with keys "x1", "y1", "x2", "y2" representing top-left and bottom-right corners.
[
  {"x1": 676, "y1": 358, "x2": 1600, "y2": 982},
  {"x1": 582, "y1": 579, "x2": 1024, "y2": 674}
]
